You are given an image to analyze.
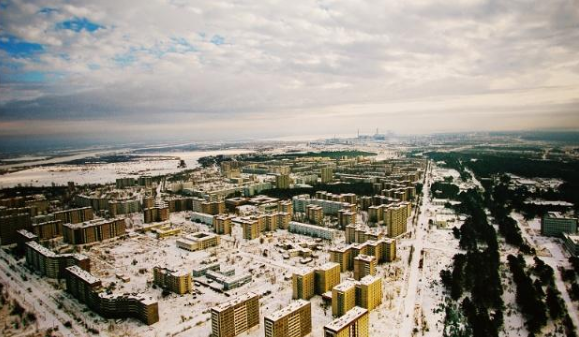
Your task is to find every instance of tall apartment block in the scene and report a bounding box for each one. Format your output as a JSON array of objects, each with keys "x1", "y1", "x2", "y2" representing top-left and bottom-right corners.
[
  {"x1": 275, "y1": 174, "x2": 291, "y2": 189},
  {"x1": 264, "y1": 300, "x2": 311, "y2": 337},
  {"x1": 314, "y1": 262, "x2": 341, "y2": 295},
  {"x1": 355, "y1": 275, "x2": 382, "y2": 311},
  {"x1": 211, "y1": 292, "x2": 260, "y2": 337},
  {"x1": 324, "y1": 307, "x2": 369, "y2": 337},
  {"x1": 338, "y1": 210, "x2": 356, "y2": 229},
  {"x1": 292, "y1": 269, "x2": 315, "y2": 300},
  {"x1": 306, "y1": 205, "x2": 324, "y2": 225},
  {"x1": 153, "y1": 266, "x2": 193, "y2": 294},
  {"x1": 65, "y1": 266, "x2": 159, "y2": 325},
  {"x1": 62, "y1": 218, "x2": 126, "y2": 245},
  {"x1": 143, "y1": 203, "x2": 170, "y2": 223},
  {"x1": 53, "y1": 207, "x2": 94, "y2": 224},
  {"x1": 541, "y1": 212, "x2": 578, "y2": 237},
  {"x1": 279, "y1": 200, "x2": 293, "y2": 216},
  {"x1": 31, "y1": 220, "x2": 63, "y2": 240},
  {"x1": 353, "y1": 255, "x2": 376, "y2": 281},
  {"x1": 0, "y1": 208, "x2": 33, "y2": 244},
  {"x1": 25, "y1": 241, "x2": 90, "y2": 278},
  {"x1": 214, "y1": 215, "x2": 233, "y2": 235},
  {"x1": 320, "y1": 167, "x2": 334, "y2": 183},
  {"x1": 202, "y1": 200, "x2": 226, "y2": 215},
  {"x1": 332, "y1": 281, "x2": 356, "y2": 317}
]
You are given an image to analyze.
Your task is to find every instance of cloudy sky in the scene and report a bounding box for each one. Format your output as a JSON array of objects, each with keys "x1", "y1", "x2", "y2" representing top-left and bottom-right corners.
[{"x1": 1, "y1": 0, "x2": 578, "y2": 143}]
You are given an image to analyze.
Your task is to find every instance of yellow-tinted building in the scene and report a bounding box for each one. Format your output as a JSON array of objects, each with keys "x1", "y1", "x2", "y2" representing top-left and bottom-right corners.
[
  {"x1": 332, "y1": 281, "x2": 356, "y2": 317},
  {"x1": 214, "y1": 215, "x2": 232, "y2": 235},
  {"x1": 324, "y1": 307, "x2": 369, "y2": 337},
  {"x1": 355, "y1": 275, "x2": 382, "y2": 311},
  {"x1": 320, "y1": 167, "x2": 333, "y2": 183},
  {"x1": 202, "y1": 200, "x2": 226, "y2": 215},
  {"x1": 279, "y1": 200, "x2": 293, "y2": 216},
  {"x1": 338, "y1": 210, "x2": 356, "y2": 229},
  {"x1": 211, "y1": 292, "x2": 260, "y2": 337},
  {"x1": 153, "y1": 267, "x2": 193, "y2": 295},
  {"x1": 275, "y1": 174, "x2": 291, "y2": 189},
  {"x1": 330, "y1": 247, "x2": 352, "y2": 272},
  {"x1": 292, "y1": 269, "x2": 315, "y2": 300},
  {"x1": 264, "y1": 300, "x2": 311, "y2": 337},
  {"x1": 314, "y1": 262, "x2": 341, "y2": 295},
  {"x1": 306, "y1": 205, "x2": 323, "y2": 225},
  {"x1": 241, "y1": 219, "x2": 261, "y2": 240},
  {"x1": 353, "y1": 255, "x2": 376, "y2": 281}
]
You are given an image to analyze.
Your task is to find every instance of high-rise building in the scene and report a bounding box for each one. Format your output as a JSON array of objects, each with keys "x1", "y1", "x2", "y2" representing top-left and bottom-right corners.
[
  {"x1": 541, "y1": 212, "x2": 578, "y2": 237},
  {"x1": 355, "y1": 275, "x2": 382, "y2": 311},
  {"x1": 306, "y1": 205, "x2": 323, "y2": 225},
  {"x1": 153, "y1": 267, "x2": 193, "y2": 294},
  {"x1": 279, "y1": 200, "x2": 293, "y2": 216},
  {"x1": 211, "y1": 292, "x2": 260, "y2": 337},
  {"x1": 338, "y1": 210, "x2": 356, "y2": 229},
  {"x1": 53, "y1": 207, "x2": 94, "y2": 224},
  {"x1": 202, "y1": 200, "x2": 226, "y2": 215},
  {"x1": 321, "y1": 167, "x2": 333, "y2": 183},
  {"x1": 143, "y1": 203, "x2": 170, "y2": 223},
  {"x1": 324, "y1": 307, "x2": 369, "y2": 337},
  {"x1": 330, "y1": 246, "x2": 352, "y2": 272},
  {"x1": 31, "y1": 220, "x2": 63, "y2": 240},
  {"x1": 332, "y1": 281, "x2": 356, "y2": 317},
  {"x1": 264, "y1": 300, "x2": 311, "y2": 337},
  {"x1": 275, "y1": 174, "x2": 291, "y2": 189},
  {"x1": 314, "y1": 262, "x2": 341, "y2": 295},
  {"x1": 62, "y1": 218, "x2": 126, "y2": 245},
  {"x1": 353, "y1": 255, "x2": 376, "y2": 281},
  {"x1": 214, "y1": 215, "x2": 233, "y2": 235},
  {"x1": 292, "y1": 269, "x2": 315, "y2": 300},
  {"x1": 241, "y1": 219, "x2": 261, "y2": 240},
  {"x1": 0, "y1": 210, "x2": 33, "y2": 244}
]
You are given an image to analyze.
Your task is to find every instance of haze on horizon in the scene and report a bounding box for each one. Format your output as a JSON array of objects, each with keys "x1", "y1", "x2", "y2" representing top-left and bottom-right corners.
[{"x1": 1, "y1": 0, "x2": 579, "y2": 144}]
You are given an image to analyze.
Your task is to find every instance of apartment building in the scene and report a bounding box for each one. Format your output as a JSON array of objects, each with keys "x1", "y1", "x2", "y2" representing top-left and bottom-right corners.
[
  {"x1": 355, "y1": 275, "x2": 382, "y2": 311},
  {"x1": 541, "y1": 212, "x2": 578, "y2": 237},
  {"x1": 143, "y1": 203, "x2": 170, "y2": 223},
  {"x1": 31, "y1": 220, "x2": 62, "y2": 240},
  {"x1": 324, "y1": 307, "x2": 369, "y2": 337},
  {"x1": 332, "y1": 281, "x2": 356, "y2": 317},
  {"x1": 153, "y1": 266, "x2": 193, "y2": 294},
  {"x1": 211, "y1": 292, "x2": 260, "y2": 337},
  {"x1": 292, "y1": 269, "x2": 315, "y2": 300},
  {"x1": 288, "y1": 221, "x2": 334, "y2": 240},
  {"x1": 214, "y1": 215, "x2": 233, "y2": 235},
  {"x1": 264, "y1": 300, "x2": 311, "y2": 337},
  {"x1": 53, "y1": 207, "x2": 94, "y2": 224},
  {"x1": 353, "y1": 255, "x2": 376, "y2": 281},
  {"x1": 25, "y1": 241, "x2": 90, "y2": 278},
  {"x1": 314, "y1": 262, "x2": 341, "y2": 295},
  {"x1": 62, "y1": 218, "x2": 126, "y2": 245}
]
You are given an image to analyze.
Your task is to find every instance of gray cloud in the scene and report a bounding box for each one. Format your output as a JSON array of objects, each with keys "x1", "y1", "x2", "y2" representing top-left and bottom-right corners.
[{"x1": 0, "y1": 0, "x2": 578, "y2": 140}]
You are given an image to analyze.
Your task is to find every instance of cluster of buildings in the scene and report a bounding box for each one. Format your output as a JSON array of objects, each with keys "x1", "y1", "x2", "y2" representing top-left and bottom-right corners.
[
  {"x1": 541, "y1": 212, "x2": 579, "y2": 257},
  {"x1": 65, "y1": 265, "x2": 159, "y2": 325}
]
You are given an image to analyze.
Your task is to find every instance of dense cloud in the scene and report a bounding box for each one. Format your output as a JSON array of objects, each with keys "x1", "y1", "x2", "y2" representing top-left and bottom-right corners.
[{"x1": 0, "y1": 0, "x2": 578, "y2": 140}]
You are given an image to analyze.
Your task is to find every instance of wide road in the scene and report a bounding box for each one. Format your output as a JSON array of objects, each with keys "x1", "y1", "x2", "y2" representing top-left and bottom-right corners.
[{"x1": 399, "y1": 160, "x2": 432, "y2": 336}]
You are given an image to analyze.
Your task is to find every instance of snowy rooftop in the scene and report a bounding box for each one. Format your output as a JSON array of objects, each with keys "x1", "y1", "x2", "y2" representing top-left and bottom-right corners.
[
  {"x1": 264, "y1": 299, "x2": 309, "y2": 321},
  {"x1": 211, "y1": 292, "x2": 259, "y2": 313},
  {"x1": 66, "y1": 266, "x2": 101, "y2": 285},
  {"x1": 316, "y1": 262, "x2": 340, "y2": 271},
  {"x1": 324, "y1": 306, "x2": 367, "y2": 332},
  {"x1": 358, "y1": 275, "x2": 381, "y2": 286},
  {"x1": 64, "y1": 217, "x2": 124, "y2": 229},
  {"x1": 333, "y1": 280, "x2": 356, "y2": 292},
  {"x1": 355, "y1": 254, "x2": 376, "y2": 263}
]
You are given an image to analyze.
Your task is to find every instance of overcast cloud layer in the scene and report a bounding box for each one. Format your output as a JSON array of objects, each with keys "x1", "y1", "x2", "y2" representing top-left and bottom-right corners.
[{"x1": 1, "y1": 0, "x2": 579, "y2": 141}]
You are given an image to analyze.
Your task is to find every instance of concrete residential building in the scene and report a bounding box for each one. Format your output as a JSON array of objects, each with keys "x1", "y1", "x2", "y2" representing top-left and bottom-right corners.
[
  {"x1": 62, "y1": 218, "x2": 126, "y2": 245},
  {"x1": 153, "y1": 267, "x2": 193, "y2": 294},
  {"x1": 329, "y1": 246, "x2": 352, "y2": 272},
  {"x1": 293, "y1": 269, "x2": 315, "y2": 300},
  {"x1": 324, "y1": 307, "x2": 369, "y2": 337},
  {"x1": 314, "y1": 262, "x2": 341, "y2": 295},
  {"x1": 541, "y1": 212, "x2": 578, "y2": 237},
  {"x1": 143, "y1": 203, "x2": 170, "y2": 223},
  {"x1": 332, "y1": 281, "x2": 356, "y2": 317},
  {"x1": 306, "y1": 205, "x2": 324, "y2": 225},
  {"x1": 321, "y1": 167, "x2": 333, "y2": 183},
  {"x1": 355, "y1": 275, "x2": 382, "y2": 311},
  {"x1": 202, "y1": 200, "x2": 226, "y2": 215},
  {"x1": 25, "y1": 241, "x2": 90, "y2": 279},
  {"x1": 264, "y1": 300, "x2": 311, "y2": 337},
  {"x1": 214, "y1": 215, "x2": 233, "y2": 235},
  {"x1": 353, "y1": 255, "x2": 376, "y2": 281},
  {"x1": 31, "y1": 220, "x2": 63, "y2": 240},
  {"x1": 211, "y1": 292, "x2": 260, "y2": 337},
  {"x1": 288, "y1": 221, "x2": 334, "y2": 240},
  {"x1": 54, "y1": 207, "x2": 94, "y2": 224},
  {"x1": 563, "y1": 233, "x2": 579, "y2": 257},
  {"x1": 276, "y1": 174, "x2": 291, "y2": 189}
]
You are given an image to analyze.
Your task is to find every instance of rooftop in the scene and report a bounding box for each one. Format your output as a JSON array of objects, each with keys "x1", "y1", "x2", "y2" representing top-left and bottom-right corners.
[
  {"x1": 324, "y1": 306, "x2": 368, "y2": 332},
  {"x1": 63, "y1": 217, "x2": 124, "y2": 229},
  {"x1": 264, "y1": 299, "x2": 310, "y2": 321},
  {"x1": 211, "y1": 292, "x2": 259, "y2": 313},
  {"x1": 66, "y1": 265, "x2": 101, "y2": 285}
]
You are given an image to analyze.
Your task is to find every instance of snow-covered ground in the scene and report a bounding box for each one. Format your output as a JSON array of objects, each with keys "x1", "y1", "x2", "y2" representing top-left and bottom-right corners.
[{"x1": 0, "y1": 149, "x2": 252, "y2": 188}]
